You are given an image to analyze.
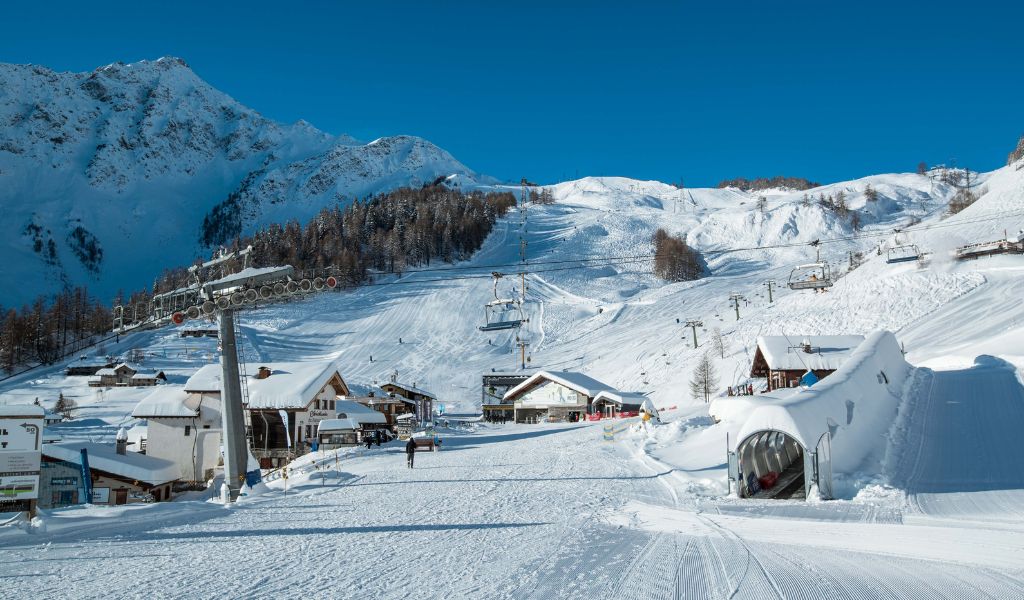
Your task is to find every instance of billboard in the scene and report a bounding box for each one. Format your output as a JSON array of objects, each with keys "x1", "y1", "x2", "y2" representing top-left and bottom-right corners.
[{"x1": 0, "y1": 474, "x2": 39, "y2": 501}]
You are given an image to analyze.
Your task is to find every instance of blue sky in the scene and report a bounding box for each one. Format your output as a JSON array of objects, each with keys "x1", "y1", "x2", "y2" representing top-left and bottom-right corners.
[{"x1": 3, "y1": 1, "x2": 1022, "y2": 186}]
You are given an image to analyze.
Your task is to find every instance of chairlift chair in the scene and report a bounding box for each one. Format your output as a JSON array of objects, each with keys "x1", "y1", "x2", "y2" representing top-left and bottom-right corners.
[
  {"x1": 787, "y1": 263, "x2": 833, "y2": 290},
  {"x1": 479, "y1": 272, "x2": 525, "y2": 332},
  {"x1": 886, "y1": 245, "x2": 921, "y2": 264}
]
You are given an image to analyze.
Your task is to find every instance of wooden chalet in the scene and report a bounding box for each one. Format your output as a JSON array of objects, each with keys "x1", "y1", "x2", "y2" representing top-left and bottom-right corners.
[
  {"x1": 750, "y1": 335, "x2": 865, "y2": 391},
  {"x1": 88, "y1": 363, "x2": 137, "y2": 387},
  {"x1": 380, "y1": 380, "x2": 435, "y2": 425}
]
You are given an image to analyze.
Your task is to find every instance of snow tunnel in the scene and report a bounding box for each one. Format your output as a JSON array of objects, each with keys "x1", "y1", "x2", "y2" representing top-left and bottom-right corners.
[{"x1": 735, "y1": 430, "x2": 807, "y2": 499}]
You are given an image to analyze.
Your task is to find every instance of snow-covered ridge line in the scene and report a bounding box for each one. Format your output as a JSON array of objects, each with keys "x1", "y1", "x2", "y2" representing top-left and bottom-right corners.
[{"x1": 0, "y1": 57, "x2": 491, "y2": 305}]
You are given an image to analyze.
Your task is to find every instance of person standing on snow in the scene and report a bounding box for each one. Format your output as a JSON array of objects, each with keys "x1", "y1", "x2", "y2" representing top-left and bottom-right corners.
[{"x1": 405, "y1": 437, "x2": 416, "y2": 468}]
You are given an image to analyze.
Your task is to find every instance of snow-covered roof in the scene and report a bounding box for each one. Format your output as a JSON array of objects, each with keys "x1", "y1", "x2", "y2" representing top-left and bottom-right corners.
[
  {"x1": 335, "y1": 400, "x2": 387, "y2": 424},
  {"x1": 131, "y1": 372, "x2": 163, "y2": 380},
  {"x1": 382, "y1": 381, "x2": 437, "y2": 400},
  {"x1": 317, "y1": 418, "x2": 359, "y2": 433},
  {"x1": 185, "y1": 361, "x2": 348, "y2": 409},
  {"x1": 132, "y1": 386, "x2": 197, "y2": 418},
  {"x1": 592, "y1": 391, "x2": 648, "y2": 407},
  {"x1": 717, "y1": 331, "x2": 910, "y2": 474},
  {"x1": 0, "y1": 404, "x2": 44, "y2": 417},
  {"x1": 754, "y1": 335, "x2": 865, "y2": 372},
  {"x1": 184, "y1": 364, "x2": 222, "y2": 392},
  {"x1": 43, "y1": 442, "x2": 179, "y2": 485},
  {"x1": 95, "y1": 368, "x2": 117, "y2": 376},
  {"x1": 503, "y1": 371, "x2": 613, "y2": 401}
]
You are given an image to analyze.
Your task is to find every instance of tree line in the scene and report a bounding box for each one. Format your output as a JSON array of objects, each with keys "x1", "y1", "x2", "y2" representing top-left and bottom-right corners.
[
  {"x1": 0, "y1": 287, "x2": 112, "y2": 374},
  {"x1": 717, "y1": 176, "x2": 820, "y2": 192},
  {"x1": 652, "y1": 228, "x2": 704, "y2": 282},
  {"x1": 135, "y1": 184, "x2": 521, "y2": 309}
]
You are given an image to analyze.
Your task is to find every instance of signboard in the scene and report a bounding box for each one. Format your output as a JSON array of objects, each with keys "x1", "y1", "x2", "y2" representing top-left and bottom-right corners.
[
  {"x1": 0, "y1": 474, "x2": 39, "y2": 501},
  {"x1": 90, "y1": 487, "x2": 110, "y2": 504},
  {"x1": 0, "y1": 415, "x2": 43, "y2": 502},
  {"x1": 307, "y1": 409, "x2": 331, "y2": 420},
  {"x1": 0, "y1": 418, "x2": 43, "y2": 451},
  {"x1": 0, "y1": 450, "x2": 41, "y2": 472}
]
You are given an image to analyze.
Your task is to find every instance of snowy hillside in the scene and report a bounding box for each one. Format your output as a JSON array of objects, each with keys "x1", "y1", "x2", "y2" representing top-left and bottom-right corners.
[
  {"x1": 3, "y1": 161, "x2": 1024, "y2": 598},
  {"x1": 0, "y1": 57, "x2": 490, "y2": 305}
]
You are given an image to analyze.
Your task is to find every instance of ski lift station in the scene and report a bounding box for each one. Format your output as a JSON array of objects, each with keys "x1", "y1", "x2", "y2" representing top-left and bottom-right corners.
[{"x1": 712, "y1": 331, "x2": 910, "y2": 500}]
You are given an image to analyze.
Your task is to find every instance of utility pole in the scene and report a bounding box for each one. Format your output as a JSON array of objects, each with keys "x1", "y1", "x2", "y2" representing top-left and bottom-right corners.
[
  {"x1": 764, "y1": 280, "x2": 775, "y2": 304},
  {"x1": 729, "y1": 294, "x2": 745, "y2": 321},
  {"x1": 684, "y1": 319, "x2": 703, "y2": 349}
]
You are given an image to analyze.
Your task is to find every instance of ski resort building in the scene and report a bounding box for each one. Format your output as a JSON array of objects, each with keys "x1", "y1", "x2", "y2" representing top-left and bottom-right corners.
[
  {"x1": 481, "y1": 373, "x2": 529, "y2": 422},
  {"x1": 89, "y1": 363, "x2": 137, "y2": 387},
  {"x1": 131, "y1": 383, "x2": 223, "y2": 483},
  {"x1": 65, "y1": 359, "x2": 114, "y2": 376},
  {"x1": 316, "y1": 403, "x2": 388, "y2": 448},
  {"x1": 716, "y1": 331, "x2": 909, "y2": 501},
  {"x1": 243, "y1": 363, "x2": 350, "y2": 467},
  {"x1": 504, "y1": 371, "x2": 613, "y2": 424},
  {"x1": 750, "y1": 335, "x2": 865, "y2": 391},
  {"x1": 355, "y1": 393, "x2": 416, "y2": 429},
  {"x1": 39, "y1": 441, "x2": 179, "y2": 507},
  {"x1": 591, "y1": 391, "x2": 649, "y2": 418},
  {"x1": 379, "y1": 381, "x2": 435, "y2": 425},
  {"x1": 129, "y1": 371, "x2": 166, "y2": 386}
]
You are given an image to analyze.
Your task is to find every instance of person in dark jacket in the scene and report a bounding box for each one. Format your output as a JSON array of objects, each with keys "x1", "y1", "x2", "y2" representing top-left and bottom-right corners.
[{"x1": 405, "y1": 437, "x2": 416, "y2": 468}]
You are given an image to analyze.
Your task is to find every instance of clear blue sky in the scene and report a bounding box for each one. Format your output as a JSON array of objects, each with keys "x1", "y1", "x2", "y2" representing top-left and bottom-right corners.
[{"x1": 3, "y1": 1, "x2": 1022, "y2": 186}]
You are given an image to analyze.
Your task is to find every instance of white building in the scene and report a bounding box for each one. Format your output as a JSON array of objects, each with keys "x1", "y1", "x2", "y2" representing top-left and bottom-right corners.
[
  {"x1": 131, "y1": 382, "x2": 222, "y2": 483},
  {"x1": 504, "y1": 371, "x2": 614, "y2": 423}
]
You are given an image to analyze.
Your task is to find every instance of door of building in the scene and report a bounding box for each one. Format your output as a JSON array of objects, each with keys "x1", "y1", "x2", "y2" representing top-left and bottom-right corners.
[{"x1": 114, "y1": 489, "x2": 128, "y2": 505}]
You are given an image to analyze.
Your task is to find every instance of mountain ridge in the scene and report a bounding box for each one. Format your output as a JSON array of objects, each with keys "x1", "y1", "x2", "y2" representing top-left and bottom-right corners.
[{"x1": 0, "y1": 57, "x2": 489, "y2": 305}]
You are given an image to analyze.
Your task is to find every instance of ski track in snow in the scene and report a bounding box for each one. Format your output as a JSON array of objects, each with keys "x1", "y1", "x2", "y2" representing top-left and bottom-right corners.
[{"x1": 4, "y1": 423, "x2": 1023, "y2": 599}]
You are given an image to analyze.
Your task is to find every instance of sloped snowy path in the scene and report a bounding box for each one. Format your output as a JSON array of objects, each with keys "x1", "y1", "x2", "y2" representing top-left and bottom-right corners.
[
  {"x1": 5, "y1": 423, "x2": 1024, "y2": 599},
  {"x1": 892, "y1": 358, "x2": 1024, "y2": 522}
]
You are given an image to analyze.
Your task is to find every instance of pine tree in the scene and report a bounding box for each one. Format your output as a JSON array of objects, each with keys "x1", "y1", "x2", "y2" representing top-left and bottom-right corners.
[
  {"x1": 54, "y1": 392, "x2": 77, "y2": 420},
  {"x1": 864, "y1": 184, "x2": 879, "y2": 202},
  {"x1": 690, "y1": 352, "x2": 719, "y2": 403}
]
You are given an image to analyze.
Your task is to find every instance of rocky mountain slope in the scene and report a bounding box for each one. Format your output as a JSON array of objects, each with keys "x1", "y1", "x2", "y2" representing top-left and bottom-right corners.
[{"x1": 0, "y1": 57, "x2": 488, "y2": 305}]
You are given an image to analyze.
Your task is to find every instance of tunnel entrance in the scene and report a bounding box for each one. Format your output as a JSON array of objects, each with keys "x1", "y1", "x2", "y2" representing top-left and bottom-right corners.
[{"x1": 737, "y1": 430, "x2": 807, "y2": 499}]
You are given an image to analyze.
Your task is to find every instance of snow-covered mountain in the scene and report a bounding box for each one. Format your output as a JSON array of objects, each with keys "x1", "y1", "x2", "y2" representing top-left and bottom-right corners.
[{"x1": 0, "y1": 57, "x2": 489, "y2": 305}]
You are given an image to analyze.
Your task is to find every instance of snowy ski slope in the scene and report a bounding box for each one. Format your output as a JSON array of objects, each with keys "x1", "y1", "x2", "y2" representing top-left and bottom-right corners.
[{"x1": 2, "y1": 163, "x2": 1024, "y2": 598}]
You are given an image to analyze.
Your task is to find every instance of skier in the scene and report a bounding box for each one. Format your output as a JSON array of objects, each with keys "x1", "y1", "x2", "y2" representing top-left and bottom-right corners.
[
  {"x1": 405, "y1": 437, "x2": 417, "y2": 468},
  {"x1": 365, "y1": 435, "x2": 373, "y2": 450}
]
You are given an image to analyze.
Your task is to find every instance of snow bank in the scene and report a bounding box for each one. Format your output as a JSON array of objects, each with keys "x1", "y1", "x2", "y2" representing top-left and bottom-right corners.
[{"x1": 723, "y1": 330, "x2": 911, "y2": 474}]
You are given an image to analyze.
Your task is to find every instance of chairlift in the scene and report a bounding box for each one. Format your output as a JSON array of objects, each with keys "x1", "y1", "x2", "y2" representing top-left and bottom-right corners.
[
  {"x1": 787, "y1": 263, "x2": 833, "y2": 290},
  {"x1": 788, "y1": 239, "x2": 833, "y2": 291},
  {"x1": 886, "y1": 245, "x2": 921, "y2": 264},
  {"x1": 479, "y1": 272, "x2": 525, "y2": 332}
]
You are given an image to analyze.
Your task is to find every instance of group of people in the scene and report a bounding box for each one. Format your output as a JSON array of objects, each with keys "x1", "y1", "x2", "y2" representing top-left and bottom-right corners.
[{"x1": 485, "y1": 414, "x2": 510, "y2": 424}]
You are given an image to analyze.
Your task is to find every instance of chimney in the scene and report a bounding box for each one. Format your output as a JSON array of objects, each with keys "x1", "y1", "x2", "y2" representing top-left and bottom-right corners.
[
  {"x1": 116, "y1": 428, "x2": 127, "y2": 455},
  {"x1": 257, "y1": 366, "x2": 271, "y2": 380}
]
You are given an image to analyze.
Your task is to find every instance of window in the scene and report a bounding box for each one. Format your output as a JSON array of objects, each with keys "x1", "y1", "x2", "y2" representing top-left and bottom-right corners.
[
  {"x1": 329, "y1": 400, "x2": 335, "y2": 411},
  {"x1": 184, "y1": 425, "x2": 191, "y2": 436}
]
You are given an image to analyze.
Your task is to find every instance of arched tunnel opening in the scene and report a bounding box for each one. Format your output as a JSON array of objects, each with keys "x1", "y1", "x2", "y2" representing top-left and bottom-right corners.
[{"x1": 737, "y1": 430, "x2": 807, "y2": 499}]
